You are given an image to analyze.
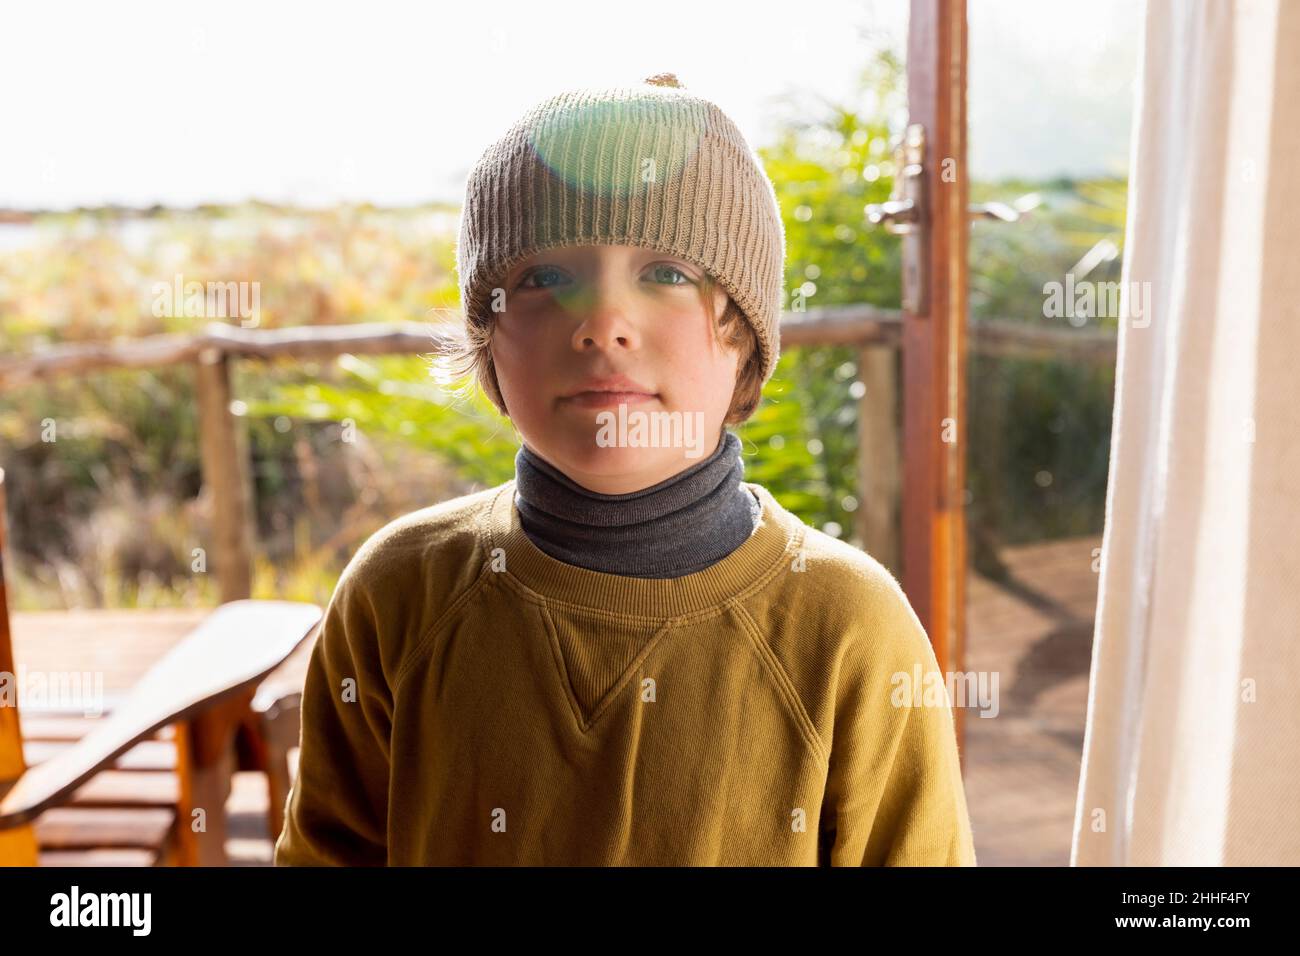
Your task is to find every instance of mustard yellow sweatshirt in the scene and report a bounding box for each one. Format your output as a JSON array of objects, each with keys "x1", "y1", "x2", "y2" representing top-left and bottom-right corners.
[{"x1": 274, "y1": 479, "x2": 977, "y2": 866}]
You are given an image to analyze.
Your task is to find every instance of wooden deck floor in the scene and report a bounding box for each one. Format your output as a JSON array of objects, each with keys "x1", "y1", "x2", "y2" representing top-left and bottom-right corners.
[
  {"x1": 10, "y1": 533, "x2": 1102, "y2": 866},
  {"x1": 964, "y1": 534, "x2": 1102, "y2": 866}
]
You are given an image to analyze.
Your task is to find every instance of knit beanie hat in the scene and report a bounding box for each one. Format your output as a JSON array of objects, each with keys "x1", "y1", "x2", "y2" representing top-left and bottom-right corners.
[{"x1": 455, "y1": 72, "x2": 786, "y2": 399}]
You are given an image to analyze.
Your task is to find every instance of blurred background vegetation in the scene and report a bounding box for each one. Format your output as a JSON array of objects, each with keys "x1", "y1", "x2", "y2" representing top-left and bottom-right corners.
[{"x1": 0, "y1": 49, "x2": 1122, "y2": 610}]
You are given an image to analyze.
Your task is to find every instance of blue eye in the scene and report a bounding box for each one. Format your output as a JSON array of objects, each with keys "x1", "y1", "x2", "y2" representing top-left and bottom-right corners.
[
  {"x1": 648, "y1": 264, "x2": 692, "y2": 285},
  {"x1": 518, "y1": 266, "x2": 568, "y2": 290}
]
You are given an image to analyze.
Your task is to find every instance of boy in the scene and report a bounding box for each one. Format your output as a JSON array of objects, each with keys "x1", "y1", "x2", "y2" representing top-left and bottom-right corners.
[{"x1": 275, "y1": 73, "x2": 976, "y2": 866}]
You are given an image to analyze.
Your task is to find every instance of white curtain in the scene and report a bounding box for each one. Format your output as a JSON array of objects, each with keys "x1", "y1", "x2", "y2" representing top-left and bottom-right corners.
[{"x1": 1072, "y1": 0, "x2": 1300, "y2": 866}]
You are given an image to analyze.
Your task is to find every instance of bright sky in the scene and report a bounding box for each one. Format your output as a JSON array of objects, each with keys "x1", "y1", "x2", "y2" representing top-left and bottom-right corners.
[{"x1": 0, "y1": 0, "x2": 1140, "y2": 210}]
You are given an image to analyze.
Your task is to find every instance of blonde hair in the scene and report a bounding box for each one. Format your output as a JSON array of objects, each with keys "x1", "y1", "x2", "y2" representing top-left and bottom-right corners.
[{"x1": 432, "y1": 271, "x2": 764, "y2": 427}]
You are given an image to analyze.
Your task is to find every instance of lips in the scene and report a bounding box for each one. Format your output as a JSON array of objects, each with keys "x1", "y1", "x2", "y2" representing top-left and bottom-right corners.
[
  {"x1": 564, "y1": 391, "x2": 659, "y2": 409},
  {"x1": 562, "y1": 374, "x2": 656, "y2": 398},
  {"x1": 561, "y1": 374, "x2": 658, "y2": 408}
]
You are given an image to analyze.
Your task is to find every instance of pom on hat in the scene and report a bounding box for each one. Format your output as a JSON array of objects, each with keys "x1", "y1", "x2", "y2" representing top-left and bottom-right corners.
[{"x1": 643, "y1": 72, "x2": 683, "y2": 88}]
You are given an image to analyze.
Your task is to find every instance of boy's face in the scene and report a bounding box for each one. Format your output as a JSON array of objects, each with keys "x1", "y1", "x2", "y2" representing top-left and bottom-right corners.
[{"x1": 491, "y1": 243, "x2": 738, "y2": 495}]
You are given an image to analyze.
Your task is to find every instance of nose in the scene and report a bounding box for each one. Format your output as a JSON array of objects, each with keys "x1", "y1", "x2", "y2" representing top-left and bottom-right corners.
[{"x1": 570, "y1": 282, "x2": 642, "y2": 355}]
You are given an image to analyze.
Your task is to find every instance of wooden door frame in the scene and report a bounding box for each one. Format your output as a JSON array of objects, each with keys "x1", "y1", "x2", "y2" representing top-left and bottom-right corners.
[{"x1": 902, "y1": 0, "x2": 969, "y2": 756}]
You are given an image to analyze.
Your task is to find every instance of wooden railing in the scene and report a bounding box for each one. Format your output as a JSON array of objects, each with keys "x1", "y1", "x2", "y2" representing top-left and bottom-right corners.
[{"x1": 0, "y1": 308, "x2": 1117, "y2": 595}]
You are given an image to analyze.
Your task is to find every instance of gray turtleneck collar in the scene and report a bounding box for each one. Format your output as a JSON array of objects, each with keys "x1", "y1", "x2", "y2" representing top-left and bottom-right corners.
[{"x1": 513, "y1": 429, "x2": 761, "y2": 579}]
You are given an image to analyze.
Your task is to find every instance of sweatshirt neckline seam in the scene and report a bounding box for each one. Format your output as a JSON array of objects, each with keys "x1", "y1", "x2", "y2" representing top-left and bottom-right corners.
[{"x1": 480, "y1": 479, "x2": 797, "y2": 619}]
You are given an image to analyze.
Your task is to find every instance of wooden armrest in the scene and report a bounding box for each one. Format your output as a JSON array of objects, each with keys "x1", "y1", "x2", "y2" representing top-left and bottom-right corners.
[{"x1": 0, "y1": 599, "x2": 321, "y2": 830}]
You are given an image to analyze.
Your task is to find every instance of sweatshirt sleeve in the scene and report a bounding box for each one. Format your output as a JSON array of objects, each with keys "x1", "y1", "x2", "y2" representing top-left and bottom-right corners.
[
  {"x1": 820, "y1": 573, "x2": 978, "y2": 866},
  {"x1": 274, "y1": 560, "x2": 393, "y2": 866}
]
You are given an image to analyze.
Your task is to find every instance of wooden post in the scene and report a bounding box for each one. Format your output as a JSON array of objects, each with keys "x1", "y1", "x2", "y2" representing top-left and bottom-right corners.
[
  {"x1": 857, "y1": 344, "x2": 900, "y2": 576},
  {"x1": 905, "y1": 0, "x2": 970, "y2": 757},
  {"x1": 194, "y1": 348, "x2": 254, "y2": 602},
  {"x1": 191, "y1": 349, "x2": 255, "y2": 864}
]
